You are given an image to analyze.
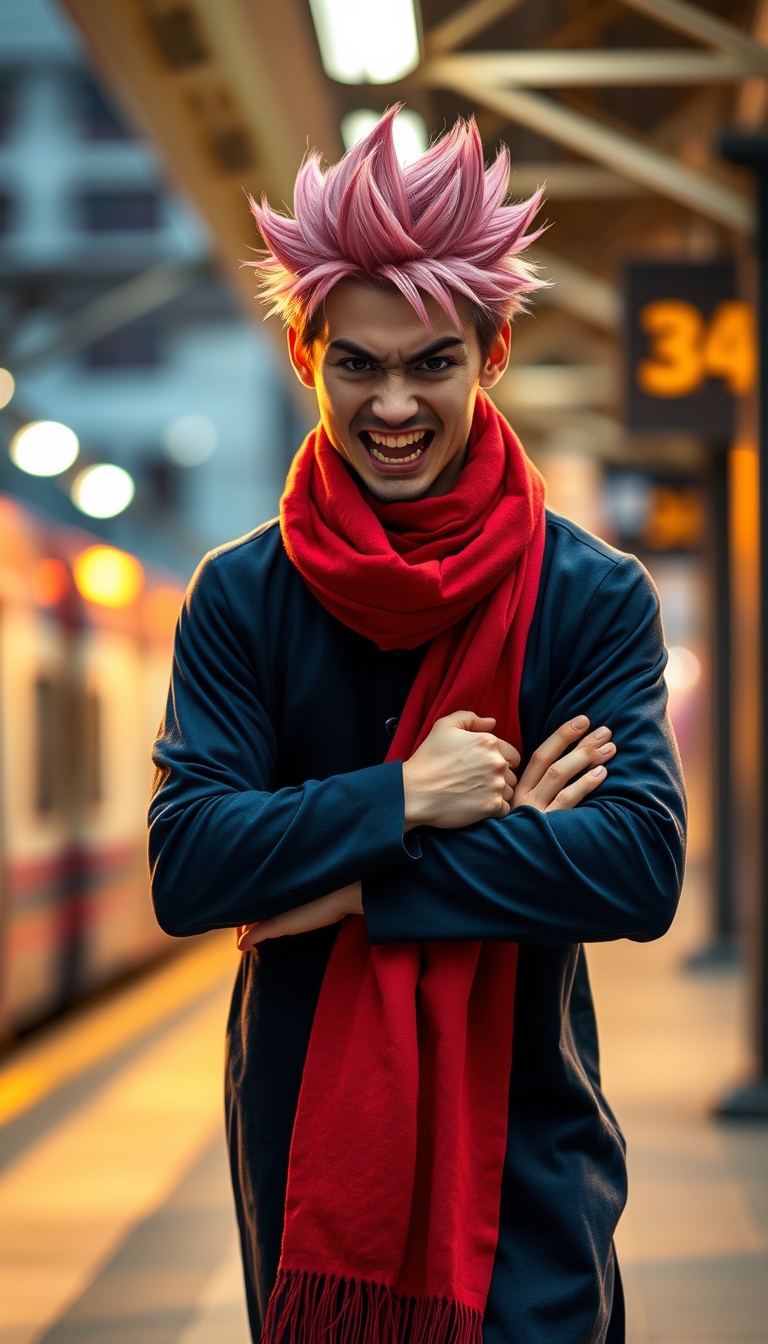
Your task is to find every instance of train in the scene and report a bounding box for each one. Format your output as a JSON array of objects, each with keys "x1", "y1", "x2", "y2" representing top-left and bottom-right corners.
[{"x1": 0, "y1": 494, "x2": 185, "y2": 1039}]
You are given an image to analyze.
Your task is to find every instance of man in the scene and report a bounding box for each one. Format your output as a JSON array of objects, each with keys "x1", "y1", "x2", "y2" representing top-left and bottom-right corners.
[{"x1": 149, "y1": 109, "x2": 686, "y2": 1344}]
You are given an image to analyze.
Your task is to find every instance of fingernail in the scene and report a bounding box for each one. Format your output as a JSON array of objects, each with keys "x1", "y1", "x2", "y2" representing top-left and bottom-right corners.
[
  {"x1": 571, "y1": 715, "x2": 588, "y2": 730},
  {"x1": 598, "y1": 743, "x2": 614, "y2": 756},
  {"x1": 593, "y1": 725, "x2": 609, "y2": 741},
  {"x1": 592, "y1": 765, "x2": 606, "y2": 777}
]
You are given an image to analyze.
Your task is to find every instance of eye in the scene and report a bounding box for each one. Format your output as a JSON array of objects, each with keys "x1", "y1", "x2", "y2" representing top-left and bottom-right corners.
[
  {"x1": 339, "y1": 357, "x2": 374, "y2": 372},
  {"x1": 420, "y1": 356, "x2": 455, "y2": 372}
]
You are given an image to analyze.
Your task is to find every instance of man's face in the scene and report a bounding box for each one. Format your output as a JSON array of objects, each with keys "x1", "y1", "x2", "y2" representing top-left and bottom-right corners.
[{"x1": 288, "y1": 281, "x2": 511, "y2": 501}]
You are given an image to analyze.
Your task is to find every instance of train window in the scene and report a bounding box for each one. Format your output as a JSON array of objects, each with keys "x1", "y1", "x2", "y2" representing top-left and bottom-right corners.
[
  {"x1": 79, "y1": 189, "x2": 160, "y2": 232},
  {"x1": 35, "y1": 678, "x2": 59, "y2": 813},
  {"x1": 76, "y1": 75, "x2": 132, "y2": 142},
  {"x1": 84, "y1": 691, "x2": 102, "y2": 804},
  {"x1": 84, "y1": 323, "x2": 160, "y2": 368}
]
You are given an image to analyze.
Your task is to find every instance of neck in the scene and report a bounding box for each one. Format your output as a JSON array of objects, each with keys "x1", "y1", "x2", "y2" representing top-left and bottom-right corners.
[{"x1": 422, "y1": 439, "x2": 469, "y2": 498}]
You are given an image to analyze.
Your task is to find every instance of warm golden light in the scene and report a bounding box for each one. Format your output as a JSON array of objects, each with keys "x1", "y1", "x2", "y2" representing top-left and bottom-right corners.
[
  {"x1": 143, "y1": 585, "x2": 184, "y2": 639},
  {"x1": 73, "y1": 545, "x2": 144, "y2": 608},
  {"x1": 0, "y1": 367, "x2": 15, "y2": 409},
  {"x1": 666, "y1": 646, "x2": 701, "y2": 692},
  {"x1": 33, "y1": 557, "x2": 70, "y2": 607}
]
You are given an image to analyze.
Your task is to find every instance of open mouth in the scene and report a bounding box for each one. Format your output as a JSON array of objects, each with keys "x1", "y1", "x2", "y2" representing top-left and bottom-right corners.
[{"x1": 359, "y1": 428, "x2": 434, "y2": 467}]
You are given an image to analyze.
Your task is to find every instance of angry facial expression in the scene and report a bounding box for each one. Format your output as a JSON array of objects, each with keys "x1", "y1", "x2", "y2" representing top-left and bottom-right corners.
[{"x1": 288, "y1": 281, "x2": 511, "y2": 502}]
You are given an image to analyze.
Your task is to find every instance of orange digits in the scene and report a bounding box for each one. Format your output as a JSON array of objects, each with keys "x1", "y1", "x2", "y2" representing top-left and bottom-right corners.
[
  {"x1": 637, "y1": 300, "x2": 705, "y2": 398},
  {"x1": 703, "y1": 301, "x2": 756, "y2": 396},
  {"x1": 637, "y1": 298, "x2": 756, "y2": 400}
]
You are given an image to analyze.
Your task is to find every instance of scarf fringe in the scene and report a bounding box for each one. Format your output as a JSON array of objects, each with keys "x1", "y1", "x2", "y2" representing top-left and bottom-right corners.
[{"x1": 261, "y1": 1268, "x2": 484, "y2": 1344}]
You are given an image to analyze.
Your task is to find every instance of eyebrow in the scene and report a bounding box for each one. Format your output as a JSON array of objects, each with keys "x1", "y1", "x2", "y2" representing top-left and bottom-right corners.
[{"x1": 328, "y1": 336, "x2": 466, "y2": 363}]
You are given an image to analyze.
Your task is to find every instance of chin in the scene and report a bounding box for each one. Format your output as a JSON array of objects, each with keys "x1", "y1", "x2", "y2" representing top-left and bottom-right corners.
[{"x1": 360, "y1": 467, "x2": 437, "y2": 502}]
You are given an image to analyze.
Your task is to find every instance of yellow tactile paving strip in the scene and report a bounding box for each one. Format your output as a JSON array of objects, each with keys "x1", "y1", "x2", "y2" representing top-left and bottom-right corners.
[
  {"x1": 0, "y1": 979, "x2": 233, "y2": 1344},
  {"x1": 0, "y1": 932, "x2": 237, "y2": 1126}
]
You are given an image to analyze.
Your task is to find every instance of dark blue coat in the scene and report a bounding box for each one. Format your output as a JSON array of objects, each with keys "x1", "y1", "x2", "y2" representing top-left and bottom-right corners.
[{"x1": 149, "y1": 511, "x2": 686, "y2": 1344}]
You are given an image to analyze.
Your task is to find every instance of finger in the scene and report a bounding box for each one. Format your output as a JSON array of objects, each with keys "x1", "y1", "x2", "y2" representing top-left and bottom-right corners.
[
  {"x1": 519, "y1": 715, "x2": 610, "y2": 795},
  {"x1": 528, "y1": 739, "x2": 615, "y2": 809},
  {"x1": 546, "y1": 763, "x2": 608, "y2": 812},
  {"x1": 247, "y1": 910, "x2": 302, "y2": 944},
  {"x1": 237, "y1": 923, "x2": 261, "y2": 951},
  {"x1": 435, "y1": 710, "x2": 495, "y2": 734},
  {"x1": 493, "y1": 737, "x2": 521, "y2": 769},
  {"x1": 515, "y1": 716, "x2": 592, "y2": 793},
  {"x1": 464, "y1": 714, "x2": 497, "y2": 733},
  {"x1": 504, "y1": 767, "x2": 518, "y2": 789}
]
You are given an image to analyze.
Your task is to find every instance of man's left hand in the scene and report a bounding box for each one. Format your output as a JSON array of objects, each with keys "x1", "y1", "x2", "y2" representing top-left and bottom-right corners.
[{"x1": 237, "y1": 880, "x2": 363, "y2": 950}]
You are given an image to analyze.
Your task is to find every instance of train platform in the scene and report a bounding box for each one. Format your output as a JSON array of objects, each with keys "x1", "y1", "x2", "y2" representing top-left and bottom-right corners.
[{"x1": 0, "y1": 874, "x2": 766, "y2": 1344}]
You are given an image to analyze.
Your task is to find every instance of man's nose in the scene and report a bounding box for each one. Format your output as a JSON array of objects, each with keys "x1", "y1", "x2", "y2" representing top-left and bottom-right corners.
[{"x1": 370, "y1": 377, "x2": 419, "y2": 425}]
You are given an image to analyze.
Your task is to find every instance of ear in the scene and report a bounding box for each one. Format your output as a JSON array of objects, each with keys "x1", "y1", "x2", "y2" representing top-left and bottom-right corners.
[
  {"x1": 478, "y1": 322, "x2": 512, "y2": 390},
  {"x1": 288, "y1": 327, "x2": 317, "y2": 389}
]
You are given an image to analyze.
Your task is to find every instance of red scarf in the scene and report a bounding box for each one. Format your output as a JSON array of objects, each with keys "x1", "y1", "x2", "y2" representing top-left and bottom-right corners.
[{"x1": 267, "y1": 392, "x2": 546, "y2": 1344}]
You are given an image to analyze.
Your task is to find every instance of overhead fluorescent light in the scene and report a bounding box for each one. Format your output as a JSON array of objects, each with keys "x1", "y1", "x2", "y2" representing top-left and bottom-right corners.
[
  {"x1": 309, "y1": 0, "x2": 420, "y2": 84},
  {"x1": 341, "y1": 107, "x2": 427, "y2": 164}
]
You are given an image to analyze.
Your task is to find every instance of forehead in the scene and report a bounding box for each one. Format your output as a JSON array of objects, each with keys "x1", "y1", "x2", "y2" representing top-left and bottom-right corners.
[{"x1": 321, "y1": 280, "x2": 471, "y2": 355}]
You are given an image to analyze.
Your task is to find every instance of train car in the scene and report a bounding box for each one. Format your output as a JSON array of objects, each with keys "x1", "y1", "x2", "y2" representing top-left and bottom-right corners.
[{"x1": 0, "y1": 495, "x2": 185, "y2": 1039}]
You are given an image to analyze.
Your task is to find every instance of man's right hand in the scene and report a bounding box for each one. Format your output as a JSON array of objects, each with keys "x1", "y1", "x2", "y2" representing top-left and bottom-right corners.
[
  {"x1": 402, "y1": 712, "x2": 615, "y2": 831},
  {"x1": 403, "y1": 711, "x2": 520, "y2": 830}
]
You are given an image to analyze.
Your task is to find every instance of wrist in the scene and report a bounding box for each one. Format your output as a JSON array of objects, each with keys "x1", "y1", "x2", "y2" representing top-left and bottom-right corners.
[{"x1": 402, "y1": 759, "x2": 432, "y2": 831}]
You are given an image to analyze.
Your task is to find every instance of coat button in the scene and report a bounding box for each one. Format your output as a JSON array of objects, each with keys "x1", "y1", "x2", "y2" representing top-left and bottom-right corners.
[{"x1": 385, "y1": 716, "x2": 398, "y2": 737}]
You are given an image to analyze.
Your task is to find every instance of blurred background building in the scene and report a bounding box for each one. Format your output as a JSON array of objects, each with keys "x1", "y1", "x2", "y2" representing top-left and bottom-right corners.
[{"x1": 0, "y1": 0, "x2": 304, "y2": 574}]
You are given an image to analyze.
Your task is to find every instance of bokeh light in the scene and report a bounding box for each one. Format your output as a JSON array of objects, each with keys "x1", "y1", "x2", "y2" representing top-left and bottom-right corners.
[
  {"x1": 71, "y1": 463, "x2": 135, "y2": 518},
  {"x1": 10, "y1": 420, "x2": 79, "y2": 476},
  {"x1": 341, "y1": 107, "x2": 427, "y2": 166},
  {"x1": 73, "y1": 545, "x2": 144, "y2": 608},
  {"x1": 164, "y1": 414, "x2": 218, "y2": 467},
  {"x1": 665, "y1": 645, "x2": 701, "y2": 692},
  {"x1": 32, "y1": 557, "x2": 70, "y2": 607},
  {"x1": 0, "y1": 367, "x2": 15, "y2": 409},
  {"x1": 309, "y1": 0, "x2": 419, "y2": 84},
  {"x1": 143, "y1": 585, "x2": 185, "y2": 639}
]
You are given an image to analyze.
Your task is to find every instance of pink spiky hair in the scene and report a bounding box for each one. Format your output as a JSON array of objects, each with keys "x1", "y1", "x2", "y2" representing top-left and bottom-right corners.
[{"x1": 247, "y1": 106, "x2": 546, "y2": 332}]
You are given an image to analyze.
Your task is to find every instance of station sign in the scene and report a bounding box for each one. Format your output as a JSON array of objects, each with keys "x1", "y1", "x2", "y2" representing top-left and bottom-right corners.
[{"x1": 625, "y1": 261, "x2": 756, "y2": 438}]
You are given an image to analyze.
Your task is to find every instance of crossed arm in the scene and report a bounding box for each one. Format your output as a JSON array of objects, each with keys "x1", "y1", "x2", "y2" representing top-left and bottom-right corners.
[{"x1": 237, "y1": 712, "x2": 615, "y2": 949}]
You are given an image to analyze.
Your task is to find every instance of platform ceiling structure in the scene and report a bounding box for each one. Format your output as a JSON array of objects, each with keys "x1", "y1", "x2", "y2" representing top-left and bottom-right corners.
[{"x1": 58, "y1": 0, "x2": 768, "y2": 459}]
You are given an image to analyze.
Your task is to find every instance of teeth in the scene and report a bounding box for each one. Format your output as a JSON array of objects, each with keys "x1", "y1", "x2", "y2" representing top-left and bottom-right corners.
[
  {"x1": 368, "y1": 430, "x2": 426, "y2": 448},
  {"x1": 371, "y1": 446, "x2": 425, "y2": 464}
]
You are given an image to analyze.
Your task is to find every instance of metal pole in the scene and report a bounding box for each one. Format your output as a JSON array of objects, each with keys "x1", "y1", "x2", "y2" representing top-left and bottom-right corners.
[
  {"x1": 711, "y1": 449, "x2": 735, "y2": 947},
  {"x1": 688, "y1": 448, "x2": 736, "y2": 969},
  {"x1": 718, "y1": 135, "x2": 768, "y2": 1115}
]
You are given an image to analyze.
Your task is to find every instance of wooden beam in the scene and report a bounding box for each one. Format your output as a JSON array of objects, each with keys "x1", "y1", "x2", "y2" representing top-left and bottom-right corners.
[
  {"x1": 530, "y1": 249, "x2": 624, "y2": 330},
  {"x1": 424, "y1": 0, "x2": 526, "y2": 57},
  {"x1": 509, "y1": 164, "x2": 644, "y2": 198},
  {"x1": 496, "y1": 363, "x2": 617, "y2": 410},
  {"x1": 618, "y1": 0, "x2": 768, "y2": 72},
  {"x1": 422, "y1": 70, "x2": 754, "y2": 232},
  {"x1": 424, "y1": 48, "x2": 758, "y2": 87},
  {"x1": 59, "y1": 0, "x2": 342, "y2": 315}
]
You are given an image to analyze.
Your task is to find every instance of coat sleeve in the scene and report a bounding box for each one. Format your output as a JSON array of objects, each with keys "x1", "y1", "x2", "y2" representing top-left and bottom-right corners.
[
  {"x1": 148, "y1": 555, "x2": 414, "y2": 936},
  {"x1": 362, "y1": 555, "x2": 687, "y2": 946}
]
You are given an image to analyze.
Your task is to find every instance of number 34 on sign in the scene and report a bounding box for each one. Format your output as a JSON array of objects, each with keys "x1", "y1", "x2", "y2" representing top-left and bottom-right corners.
[{"x1": 637, "y1": 300, "x2": 756, "y2": 399}]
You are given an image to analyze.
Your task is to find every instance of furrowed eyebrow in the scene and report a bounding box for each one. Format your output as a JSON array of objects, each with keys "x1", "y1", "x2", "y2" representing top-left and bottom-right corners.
[
  {"x1": 406, "y1": 337, "x2": 466, "y2": 362},
  {"x1": 328, "y1": 339, "x2": 381, "y2": 361},
  {"x1": 328, "y1": 336, "x2": 466, "y2": 363}
]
